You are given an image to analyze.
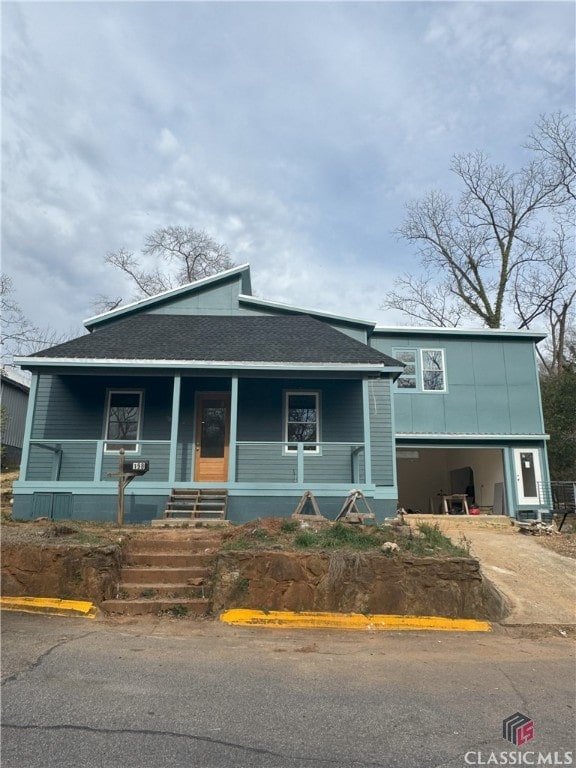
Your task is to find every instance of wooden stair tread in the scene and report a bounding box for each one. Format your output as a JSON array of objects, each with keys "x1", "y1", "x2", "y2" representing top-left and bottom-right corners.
[{"x1": 162, "y1": 488, "x2": 228, "y2": 522}]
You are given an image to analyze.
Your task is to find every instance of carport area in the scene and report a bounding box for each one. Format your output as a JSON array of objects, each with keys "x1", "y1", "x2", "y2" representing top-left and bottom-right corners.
[{"x1": 396, "y1": 447, "x2": 506, "y2": 515}]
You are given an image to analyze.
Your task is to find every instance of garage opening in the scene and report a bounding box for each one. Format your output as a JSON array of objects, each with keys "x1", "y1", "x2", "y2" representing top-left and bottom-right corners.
[{"x1": 396, "y1": 448, "x2": 506, "y2": 515}]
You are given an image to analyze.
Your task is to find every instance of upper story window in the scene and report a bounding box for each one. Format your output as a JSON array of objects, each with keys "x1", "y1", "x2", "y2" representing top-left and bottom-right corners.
[
  {"x1": 104, "y1": 390, "x2": 143, "y2": 452},
  {"x1": 421, "y1": 349, "x2": 446, "y2": 391},
  {"x1": 284, "y1": 392, "x2": 320, "y2": 453},
  {"x1": 395, "y1": 350, "x2": 417, "y2": 389},
  {"x1": 394, "y1": 348, "x2": 446, "y2": 393}
]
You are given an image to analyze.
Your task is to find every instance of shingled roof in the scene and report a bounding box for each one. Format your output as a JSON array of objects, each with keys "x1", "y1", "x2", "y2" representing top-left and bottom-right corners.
[{"x1": 28, "y1": 314, "x2": 400, "y2": 367}]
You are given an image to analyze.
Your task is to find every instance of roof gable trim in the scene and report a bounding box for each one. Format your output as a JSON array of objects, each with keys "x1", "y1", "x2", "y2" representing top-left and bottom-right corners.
[
  {"x1": 239, "y1": 295, "x2": 376, "y2": 329},
  {"x1": 83, "y1": 264, "x2": 251, "y2": 329}
]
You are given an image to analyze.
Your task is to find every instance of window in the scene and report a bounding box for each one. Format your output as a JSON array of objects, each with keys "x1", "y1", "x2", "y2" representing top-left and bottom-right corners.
[
  {"x1": 421, "y1": 349, "x2": 446, "y2": 391},
  {"x1": 395, "y1": 350, "x2": 417, "y2": 389},
  {"x1": 105, "y1": 391, "x2": 142, "y2": 452},
  {"x1": 284, "y1": 392, "x2": 320, "y2": 452},
  {"x1": 393, "y1": 348, "x2": 446, "y2": 392}
]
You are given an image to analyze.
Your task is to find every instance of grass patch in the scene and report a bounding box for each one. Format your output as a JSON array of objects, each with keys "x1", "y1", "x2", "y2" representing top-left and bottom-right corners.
[
  {"x1": 219, "y1": 518, "x2": 474, "y2": 558},
  {"x1": 403, "y1": 522, "x2": 470, "y2": 557},
  {"x1": 294, "y1": 523, "x2": 386, "y2": 552}
]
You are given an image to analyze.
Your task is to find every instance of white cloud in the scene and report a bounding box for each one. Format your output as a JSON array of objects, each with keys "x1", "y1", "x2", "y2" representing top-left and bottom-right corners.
[{"x1": 1, "y1": 1, "x2": 573, "y2": 343}]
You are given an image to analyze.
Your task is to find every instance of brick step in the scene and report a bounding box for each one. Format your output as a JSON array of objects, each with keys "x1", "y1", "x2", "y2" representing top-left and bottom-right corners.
[
  {"x1": 120, "y1": 566, "x2": 212, "y2": 585},
  {"x1": 125, "y1": 552, "x2": 218, "y2": 567},
  {"x1": 117, "y1": 583, "x2": 210, "y2": 599},
  {"x1": 100, "y1": 598, "x2": 211, "y2": 617}
]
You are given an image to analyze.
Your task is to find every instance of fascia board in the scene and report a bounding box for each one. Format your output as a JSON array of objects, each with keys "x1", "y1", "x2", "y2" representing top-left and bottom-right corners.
[
  {"x1": 83, "y1": 264, "x2": 251, "y2": 329},
  {"x1": 374, "y1": 326, "x2": 547, "y2": 341},
  {"x1": 15, "y1": 356, "x2": 394, "y2": 374}
]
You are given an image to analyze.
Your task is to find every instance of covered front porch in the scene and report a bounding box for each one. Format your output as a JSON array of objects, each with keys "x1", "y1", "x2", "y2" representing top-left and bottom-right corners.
[{"x1": 14, "y1": 370, "x2": 397, "y2": 523}]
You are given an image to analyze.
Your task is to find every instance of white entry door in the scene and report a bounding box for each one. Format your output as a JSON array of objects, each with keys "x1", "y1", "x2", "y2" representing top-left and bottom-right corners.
[{"x1": 513, "y1": 449, "x2": 542, "y2": 505}]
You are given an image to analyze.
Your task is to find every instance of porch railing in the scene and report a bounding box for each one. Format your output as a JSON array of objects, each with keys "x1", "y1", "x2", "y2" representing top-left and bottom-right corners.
[
  {"x1": 24, "y1": 439, "x2": 366, "y2": 486},
  {"x1": 235, "y1": 442, "x2": 366, "y2": 484},
  {"x1": 26, "y1": 440, "x2": 171, "y2": 482}
]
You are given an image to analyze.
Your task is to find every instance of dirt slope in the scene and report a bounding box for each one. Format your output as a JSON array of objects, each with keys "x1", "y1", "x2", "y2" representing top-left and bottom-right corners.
[{"x1": 413, "y1": 515, "x2": 576, "y2": 625}]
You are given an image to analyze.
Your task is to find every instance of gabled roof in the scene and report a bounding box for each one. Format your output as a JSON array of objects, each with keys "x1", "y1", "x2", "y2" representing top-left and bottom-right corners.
[
  {"x1": 21, "y1": 314, "x2": 403, "y2": 373},
  {"x1": 0, "y1": 366, "x2": 31, "y2": 393},
  {"x1": 83, "y1": 264, "x2": 252, "y2": 330}
]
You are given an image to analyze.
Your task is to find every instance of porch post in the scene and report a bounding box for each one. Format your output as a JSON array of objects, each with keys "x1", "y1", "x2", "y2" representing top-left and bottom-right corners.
[
  {"x1": 19, "y1": 372, "x2": 38, "y2": 482},
  {"x1": 228, "y1": 376, "x2": 238, "y2": 482},
  {"x1": 297, "y1": 443, "x2": 304, "y2": 484},
  {"x1": 168, "y1": 374, "x2": 181, "y2": 484},
  {"x1": 362, "y1": 378, "x2": 372, "y2": 485}
]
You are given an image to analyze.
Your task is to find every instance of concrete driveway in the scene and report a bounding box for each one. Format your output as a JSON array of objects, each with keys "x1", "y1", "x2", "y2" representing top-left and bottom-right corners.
[{"x1": 411, "y1": 515, "x2": 576, "y2": 625}]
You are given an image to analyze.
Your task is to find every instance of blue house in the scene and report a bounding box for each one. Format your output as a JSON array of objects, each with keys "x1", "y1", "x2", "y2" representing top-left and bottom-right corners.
[{"x1": 12, "y1": 265, "x2": 550, "y2": 523}]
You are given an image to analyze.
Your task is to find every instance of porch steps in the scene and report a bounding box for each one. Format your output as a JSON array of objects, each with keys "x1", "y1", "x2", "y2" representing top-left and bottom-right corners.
[
  {"x1": 100, "y1": 530, "x2": 225, "y2": 617},
  {"x1": 156, "y1": 488, "x2": 228, "y2": 526}
]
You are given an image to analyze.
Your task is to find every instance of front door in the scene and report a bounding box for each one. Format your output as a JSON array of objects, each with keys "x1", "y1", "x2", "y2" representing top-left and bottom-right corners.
[
  {"x1": 194, "y1": 393, "x2": 230, "y2": 482},
  {"x1": 513, "y1": 448, "x2": 542, "y2": 505}
]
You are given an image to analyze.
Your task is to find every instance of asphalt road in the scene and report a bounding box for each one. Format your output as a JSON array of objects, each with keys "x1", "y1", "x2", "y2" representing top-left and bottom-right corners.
[{"x1": 2, "y1": 613, "x2": 575, "y2": 768}]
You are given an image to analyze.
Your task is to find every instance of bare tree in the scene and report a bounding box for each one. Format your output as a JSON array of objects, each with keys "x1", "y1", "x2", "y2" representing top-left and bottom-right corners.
[
  {"x1": 0, "y1": 274, "x2": 67, "y2": 363},
  {"x1": 94, "y1": 227, "x2": 234, "y2": 312},
  {"x1": 383, "y1": 113, "x2": 575, "y2": 371},
  {"x1": 527, "y1": 111, "x2": 575, "y2": 202},
  {"x1": 513, "y1": 224, "x2": 576, "y2": 373}
]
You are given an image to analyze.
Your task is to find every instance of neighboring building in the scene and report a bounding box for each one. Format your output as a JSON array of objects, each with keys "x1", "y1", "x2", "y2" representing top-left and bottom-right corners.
[
  {"x1": 12, "y1": 265, "x2": 550, "y2": 523},
  {"x1": 1, "y1": 367, "x2": 31, "y2": 468}
]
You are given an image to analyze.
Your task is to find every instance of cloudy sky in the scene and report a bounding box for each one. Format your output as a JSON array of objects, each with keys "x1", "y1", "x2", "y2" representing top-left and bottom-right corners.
[{"x1": 2, "y1": 0, "x2": 574, "y2": 342}]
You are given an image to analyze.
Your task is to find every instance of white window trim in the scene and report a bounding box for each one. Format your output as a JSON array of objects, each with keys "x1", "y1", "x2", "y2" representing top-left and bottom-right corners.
[
  {"x1": 283, "y1": 390, "x2": 321, "y2": 455},
  {"x1": 393, "y1": 348, "x2": 418, "y2": 391},
  {"x1": 420, "y1": 348, "x2": 446, "y2": 392},
  {"x1": 104, "y1": 389, "x2": 144, "y2": 453},
  {"x1": 393, "y1": 347, "x2": 447, "y2": 393}
]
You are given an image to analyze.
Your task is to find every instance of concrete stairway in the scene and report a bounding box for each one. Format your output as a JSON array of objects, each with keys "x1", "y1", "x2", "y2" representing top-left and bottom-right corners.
[
  {"x1": 155, "y1": 489, "x2": 228, "y2": 526},
  {"x1": 101, "y1": 530, "x2": 224, "y2": 617}
]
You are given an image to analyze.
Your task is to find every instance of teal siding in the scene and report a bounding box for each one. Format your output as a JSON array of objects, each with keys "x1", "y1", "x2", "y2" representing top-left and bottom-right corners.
[
  {"x1": 26, "y1": 445, "x2": 58, "y2": 480},
  {"x1": 30, "y1": 374, "x2": 174, "y2": 441},
  {"x1": 234, "y1": 378, "x2": 365, "y2": 484},
  {"x1": 237, "y1": 379, "x2": 364, "y2": 442},
  {"x1": 372, "y1": 334, "x2": 544, "y2": 436},
  {"x1": 148, "y1": 276, "x2": 244, "y2": 316},
  {"x1": 368, "y1": 378, "x2": 394, "y2": 485},
  {"x1": 32, "y1": 375, "x2": 103, "y2": 439},
  {"x1": 100, "y1": 442, "x2": 170, "y2": 481},
  {"x1": 236, "y1": 445, "x2": 297, "y2": 483}
]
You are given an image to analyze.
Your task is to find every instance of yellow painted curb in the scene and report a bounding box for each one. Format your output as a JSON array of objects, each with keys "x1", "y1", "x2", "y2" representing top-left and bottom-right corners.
[
  {"x1": 220, "y1": 609, "x2": 491, "y2": 632},
  {"x1": 0, "y1": 597, "x2": 97, "y2": 619}
]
